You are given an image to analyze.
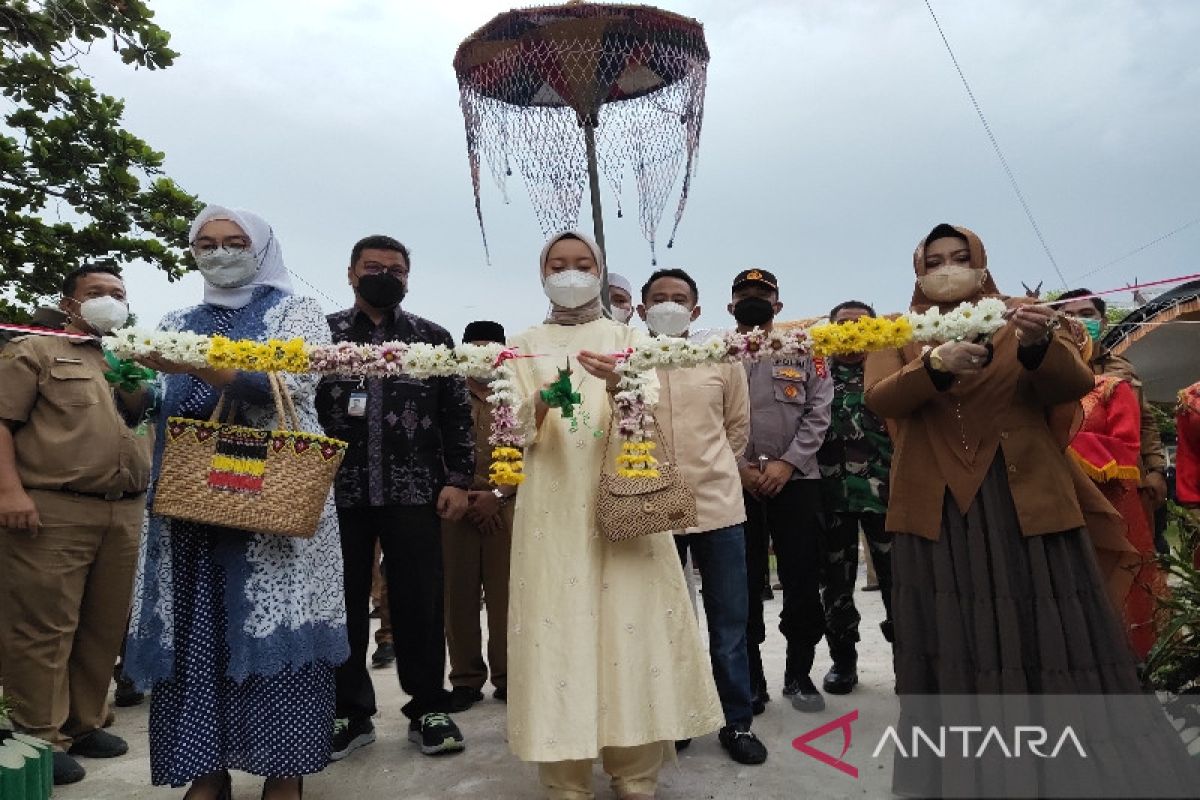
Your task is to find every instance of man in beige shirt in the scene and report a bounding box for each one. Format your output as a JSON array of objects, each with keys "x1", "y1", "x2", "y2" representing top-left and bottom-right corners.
[{"x1": 637, "y1": 268, "x2": 767, "y2": 766}]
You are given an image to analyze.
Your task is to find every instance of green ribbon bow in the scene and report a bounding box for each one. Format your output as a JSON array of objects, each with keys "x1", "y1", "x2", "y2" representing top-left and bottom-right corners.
[
  {"x1": 102, "y1": 350, "x2": 156, "y2": 393},
  {"x1": 539, "y1": 364, "x2": 582, "y2": 419}
]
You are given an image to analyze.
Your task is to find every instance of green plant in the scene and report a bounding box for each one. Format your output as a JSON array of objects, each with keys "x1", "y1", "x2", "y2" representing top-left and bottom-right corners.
[{"x1": 1145, "y1": 502, "x2": 1200, "y2": 693}]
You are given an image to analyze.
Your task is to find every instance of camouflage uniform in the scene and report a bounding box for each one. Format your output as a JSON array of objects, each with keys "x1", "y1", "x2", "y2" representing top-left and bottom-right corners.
[{"x1": 817, "y1": 359, "x2": 895, "y2": 663}]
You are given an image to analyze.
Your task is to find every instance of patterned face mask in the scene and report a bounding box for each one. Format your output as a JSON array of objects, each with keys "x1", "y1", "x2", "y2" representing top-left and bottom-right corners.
[{"x1": 195, "y1": 248, "x2": 259, "y2": 289}]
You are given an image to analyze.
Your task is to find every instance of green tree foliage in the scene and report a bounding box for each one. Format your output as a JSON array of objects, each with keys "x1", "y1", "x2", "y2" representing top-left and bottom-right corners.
[{"x1": 0, "y1": 0, "x2": 202, "y2": 320}]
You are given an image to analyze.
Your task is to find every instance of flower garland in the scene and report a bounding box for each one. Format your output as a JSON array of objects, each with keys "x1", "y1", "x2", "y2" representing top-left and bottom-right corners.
[
  {"x1": 905, "y1": 298, "x2": 1008, "y2": 343},
  {"x1": 105, "y1": 301, "x2": 1007, "y2": 486},
  {"x1": 486, "y1": 350, "x2": 526, "y2": 485},
  {"x1": 612, "y1": 349, "x2": 660, "y2": 478},
  {"x1": 807, "y1": 315, "x2": 913, "y2": 357}
]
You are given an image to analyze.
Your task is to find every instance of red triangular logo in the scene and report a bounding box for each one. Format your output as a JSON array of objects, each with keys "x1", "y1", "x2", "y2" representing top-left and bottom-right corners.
[{"x1": 791, "y1": 709, "x2": 858, "y2": 779}]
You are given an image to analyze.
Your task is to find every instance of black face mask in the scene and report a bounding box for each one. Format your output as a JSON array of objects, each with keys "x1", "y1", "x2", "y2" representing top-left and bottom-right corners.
[
  {"x1": 732, "y1": 296, "x2": 775, "y2": 327},
  {"x1": 357, "y1": 273, "x2": 406, "y2": 309}
]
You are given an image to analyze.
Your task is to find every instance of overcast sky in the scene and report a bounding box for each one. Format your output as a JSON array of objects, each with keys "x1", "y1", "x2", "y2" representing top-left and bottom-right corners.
[{"x1": 80, "y1": 0, "x2": 1199, "y2": 339}]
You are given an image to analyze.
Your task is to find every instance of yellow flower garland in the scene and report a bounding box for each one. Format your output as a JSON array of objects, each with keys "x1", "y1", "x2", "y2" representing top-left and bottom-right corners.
[
  {"x1": 807, "y1": 316, "x2": 913, "y2": 357},
  {"x1": 617, "y1": 441, "x2": 660, "y2": 479},
  {"x1": 489, "y1": 447, "x2": 525, "y2": 486},
  {"x1": 208, "y1": 336, "x2": 310, "y2": 373}
]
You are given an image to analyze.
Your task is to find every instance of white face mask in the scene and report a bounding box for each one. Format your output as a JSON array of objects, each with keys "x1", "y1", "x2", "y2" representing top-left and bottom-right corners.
[
  {"x1": 195, "y1": 248, "x2": 259, "y2": 289},
  {"x1": 612, "y1": 306, "x2": 634, "y2": 324},
  {"x1": 918, "y1": 265, "x2": 985, "y2": 303},
  {"x1": 645, "y1": 301, "x2": 694, "y2": 337},
  {"x1": 543, "y1": 270, "x2": 601, "y2": 309},
  {"x1": 78, "y1": 296, "x2": 129, "y2": 334}
]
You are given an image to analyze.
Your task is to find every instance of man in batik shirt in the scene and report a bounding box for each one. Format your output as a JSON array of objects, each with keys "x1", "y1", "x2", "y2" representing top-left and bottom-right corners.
[
  {"x1": 317, "y1": 235, "x2": 474, "y2": 760},
  {"x1": 816, "y1": 301, "x2": 895, "y2": 696}
]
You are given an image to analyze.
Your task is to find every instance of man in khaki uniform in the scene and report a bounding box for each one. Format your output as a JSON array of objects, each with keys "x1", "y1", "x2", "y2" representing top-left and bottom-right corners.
[
  {"x1": 443, "y1": 320, "x2": 515, "y2": 712},
  {"x1": 0, "y1": 264, "x2": 154, "y2": 786}
]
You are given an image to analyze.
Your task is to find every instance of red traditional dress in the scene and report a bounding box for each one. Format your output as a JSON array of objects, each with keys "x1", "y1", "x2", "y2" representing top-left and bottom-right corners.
[
  {"x1": 1069, "y1": 375, "x2": 1165, "y2": 661},
  {"x1": 1176, "y1": 382, "x2": 1200, "y2": 568},
  {"x1": 1177, "y1": 382, "x2": 1200, "y2": 506}
]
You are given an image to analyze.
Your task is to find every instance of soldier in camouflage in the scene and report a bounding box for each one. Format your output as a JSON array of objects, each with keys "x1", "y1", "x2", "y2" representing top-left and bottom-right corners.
[{"x1": 816, "y1": 301, "x2": 895, "y2": 695}]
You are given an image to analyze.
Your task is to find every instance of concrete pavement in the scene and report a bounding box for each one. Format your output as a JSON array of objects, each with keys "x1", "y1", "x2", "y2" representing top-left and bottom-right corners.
[{"x1": 58, "y1": 563, "x2": 898, "y2": 799}]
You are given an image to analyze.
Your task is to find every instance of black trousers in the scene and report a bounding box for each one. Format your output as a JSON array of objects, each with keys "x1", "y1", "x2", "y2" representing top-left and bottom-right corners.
[
  {"x1": 744, "y1": 479, "x2": 826, "y2": 682},
  {"x1": 335, "y1": 504, "x2": 452, "y2": 722},
  {"x1": 820, "y1": 511, "x2": 895, "y2": 660}
]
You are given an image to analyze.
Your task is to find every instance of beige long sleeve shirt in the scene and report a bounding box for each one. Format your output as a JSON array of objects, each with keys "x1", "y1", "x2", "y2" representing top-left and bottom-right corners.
[{"x1": 655, "y1": 361, "x2": 750, "y2": 534}]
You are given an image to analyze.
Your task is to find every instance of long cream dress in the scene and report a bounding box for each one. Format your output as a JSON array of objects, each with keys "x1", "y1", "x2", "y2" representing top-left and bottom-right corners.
[{"x1": 506, "y1": 318, "x2": 724, "y2": 763}]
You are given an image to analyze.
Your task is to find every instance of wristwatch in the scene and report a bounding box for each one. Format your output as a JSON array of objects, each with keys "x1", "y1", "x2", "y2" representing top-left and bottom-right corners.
[{"x1": 923, "y1": 344, "x2": 947, "y2": 373}]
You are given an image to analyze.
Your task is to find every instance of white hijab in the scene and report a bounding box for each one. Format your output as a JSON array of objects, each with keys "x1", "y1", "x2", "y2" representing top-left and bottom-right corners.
[{"x1": 189, "y1": 204, "x2": 294, "y2": 309}]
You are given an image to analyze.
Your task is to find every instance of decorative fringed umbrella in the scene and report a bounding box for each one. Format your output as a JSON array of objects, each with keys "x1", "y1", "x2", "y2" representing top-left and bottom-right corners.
[
  {"x1": 453, "y1": 0, "x2": 710, "y2": 290},
  {"x1": 1102, "y1": 279, "x2": 1200, "y2": 404}
]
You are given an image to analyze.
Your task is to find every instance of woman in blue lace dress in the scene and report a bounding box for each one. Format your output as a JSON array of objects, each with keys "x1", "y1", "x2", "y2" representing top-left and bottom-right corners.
[{"x1": 125, "y1": 206, "x2": 348, "y2": 800}]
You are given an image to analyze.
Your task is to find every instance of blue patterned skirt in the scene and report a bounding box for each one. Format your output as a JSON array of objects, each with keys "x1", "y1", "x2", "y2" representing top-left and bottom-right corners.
[{"x1": 148, "y1": 521, "x2": 335, "y2": 786}]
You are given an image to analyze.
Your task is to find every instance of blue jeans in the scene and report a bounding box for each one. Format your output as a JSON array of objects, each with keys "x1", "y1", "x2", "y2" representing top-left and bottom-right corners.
[{"x1": 675, "y1": 525, "x2": 754, "y2": 728}]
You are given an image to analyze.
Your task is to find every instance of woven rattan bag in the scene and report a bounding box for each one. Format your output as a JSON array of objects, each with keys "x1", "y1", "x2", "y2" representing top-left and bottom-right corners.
[
  {"x1": 595, "y1": 419, "x2": 697, "y2": 542},
  {"x1": 152, "y1": 373, "x2": 347, "y2": 538}
]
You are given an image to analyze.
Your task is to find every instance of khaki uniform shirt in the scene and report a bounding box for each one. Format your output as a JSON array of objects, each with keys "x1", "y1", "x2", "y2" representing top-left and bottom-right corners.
[
  {"x1": 467, "y1": 386, "x2": 498, "y2": 491},
  {"x1": 0, "y1": 335, "x2": 153, "y2": 495},
  {"x1": 655, "y1": 362, "x2": 750, "y2": 533}
]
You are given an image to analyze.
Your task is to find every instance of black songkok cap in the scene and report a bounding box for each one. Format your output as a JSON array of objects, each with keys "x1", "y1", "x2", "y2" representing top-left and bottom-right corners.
[{"x1": 463, "y1": 320, "x2": 506, "y2": 344}]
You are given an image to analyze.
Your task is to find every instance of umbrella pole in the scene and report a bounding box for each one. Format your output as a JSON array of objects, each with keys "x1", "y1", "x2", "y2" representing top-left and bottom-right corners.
[{"x1": 584, "y1": 121, "x2": 611, "y2": 313}]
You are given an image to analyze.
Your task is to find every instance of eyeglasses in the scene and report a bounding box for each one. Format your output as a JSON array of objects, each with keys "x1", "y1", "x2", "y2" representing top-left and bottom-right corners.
[
  {"x1": 359, "y1": 262, "x2": 408, "y2": 278},
  {"x1": 192, "y1": 236, "x2": 251, "y2": 254}
]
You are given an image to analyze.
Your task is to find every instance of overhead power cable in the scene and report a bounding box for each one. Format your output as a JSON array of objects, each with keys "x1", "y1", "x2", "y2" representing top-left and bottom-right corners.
[{"x1": 923, "y1": 0, "x2": 1068, "y2": 288}]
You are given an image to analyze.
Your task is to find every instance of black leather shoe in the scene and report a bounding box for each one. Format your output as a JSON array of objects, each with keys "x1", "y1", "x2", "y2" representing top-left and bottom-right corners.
[
  {"x1": 493, "y1": 686, "x2": 507, "y2": 702},
  {"x1": 790, "y1": 677, "x2": 826, "y2": 713},
  {"x1": 449, "y1": 686, "x2": 484, "y2": 712},
  {"x1": 719, "y1": 725, "x2": 768, "y2": 765},
  {"x1": 370, "y1": 642, "x2": 395, "y2": 668},
  {"x1": 52, "y1": 751, "x2": 86, "y2": 785},
  {"x1": 68, "y1": 728, "x2": 128, "y2": 758},
  {"x1": 114, "y1": 672, "x2": 145, "y2": 707},
  {"x1": 823, "y1": 663, "x2": 859, "y2": 695},
  {"x1": 674, "y1": 738, "x2": 692, "y2": 751}
]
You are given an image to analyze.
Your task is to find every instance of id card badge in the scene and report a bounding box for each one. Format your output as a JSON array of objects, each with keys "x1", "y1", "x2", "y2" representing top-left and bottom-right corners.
[{"x1": 347, "y1": 392, "x2": 368, "y2": 417}]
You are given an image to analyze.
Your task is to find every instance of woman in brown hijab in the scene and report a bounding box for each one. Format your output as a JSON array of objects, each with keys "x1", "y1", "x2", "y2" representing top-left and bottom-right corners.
[{"x1": 866, "y1": 224, "x2": 1198, "y2": 797}]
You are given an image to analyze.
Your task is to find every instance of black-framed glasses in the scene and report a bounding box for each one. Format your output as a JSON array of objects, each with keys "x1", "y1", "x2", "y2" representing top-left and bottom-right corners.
[
  {"x1": 359, "y1": 261, "x2": 408, "y2": 277},
  {"x1": 192, "y1": 236, "x2": 251, "y2": 254}
]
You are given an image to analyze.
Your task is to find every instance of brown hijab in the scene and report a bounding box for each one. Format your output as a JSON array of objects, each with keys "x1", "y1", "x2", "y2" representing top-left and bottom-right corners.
[{"x1": 909, "y1": 223, "x2": 1003, "y2": 312}]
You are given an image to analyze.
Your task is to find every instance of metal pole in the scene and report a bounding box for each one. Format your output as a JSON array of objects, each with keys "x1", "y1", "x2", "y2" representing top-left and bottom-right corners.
[{"x1": 583, "y1": 121, "x2": 611, "y2": 313}]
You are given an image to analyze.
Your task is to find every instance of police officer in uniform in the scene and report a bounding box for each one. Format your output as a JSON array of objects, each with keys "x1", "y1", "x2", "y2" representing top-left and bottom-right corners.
[{"x1": 729, "y1": 269, "x2": 834, "y2": 714}]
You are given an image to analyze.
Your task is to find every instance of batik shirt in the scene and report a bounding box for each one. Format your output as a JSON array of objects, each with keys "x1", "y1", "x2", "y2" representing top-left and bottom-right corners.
[
  {"x1": 818, "y1": 359, "x2": 892, "y2": 514},
  {"x1": 316, "y1": 307, "x2": 474, "y2": 508}
]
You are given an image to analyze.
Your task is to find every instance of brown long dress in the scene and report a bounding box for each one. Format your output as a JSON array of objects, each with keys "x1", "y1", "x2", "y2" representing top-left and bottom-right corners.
[{"x1": 872, "y1": 225, "x2": 1199, "y2": 797}]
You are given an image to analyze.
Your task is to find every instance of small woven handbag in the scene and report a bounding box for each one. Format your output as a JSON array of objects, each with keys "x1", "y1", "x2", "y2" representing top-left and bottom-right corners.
[
  {"x1": 595, "y1": 419, "x2": 697, "y2": 542},
  {"x1": 152, "y1": 372, "x2": 347, "y2": 538}
]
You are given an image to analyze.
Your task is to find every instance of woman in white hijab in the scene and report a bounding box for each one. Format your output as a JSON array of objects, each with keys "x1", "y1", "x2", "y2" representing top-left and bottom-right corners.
[
  {"x1": 504, "y1": 231, "x2": 722, "y2": 799},
  {"x1": 125, "y1": 206, "x2": 347, "y2": 800}
]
